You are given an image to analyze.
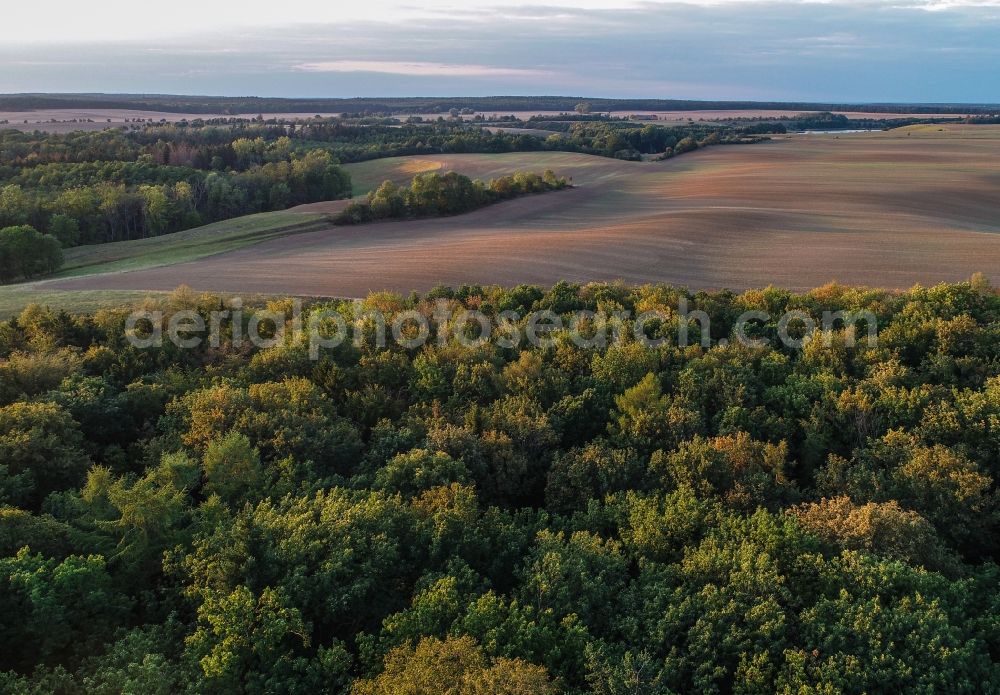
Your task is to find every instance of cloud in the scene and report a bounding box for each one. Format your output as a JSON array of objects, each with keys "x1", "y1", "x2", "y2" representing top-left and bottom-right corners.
[
  {"x1": 1, "y1": 0, "x2": 999, "y2": 101},
  {"x1": 907, "y1": 0, "x2": 1000, "y2": 8},
  {"x1": 294, "y1": 60, "x2": 553, "y2": 78}
]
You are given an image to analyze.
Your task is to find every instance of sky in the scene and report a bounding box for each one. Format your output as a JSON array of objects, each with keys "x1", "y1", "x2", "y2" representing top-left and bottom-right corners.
[{"x1": 2, "y1": 0, "x2": 1000, "y2": 102}]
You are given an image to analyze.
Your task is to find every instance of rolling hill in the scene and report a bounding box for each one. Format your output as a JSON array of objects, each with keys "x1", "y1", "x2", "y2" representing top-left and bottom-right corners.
[{"x1": 15, "y1": 125, "x2": 1000, "y2": 306}]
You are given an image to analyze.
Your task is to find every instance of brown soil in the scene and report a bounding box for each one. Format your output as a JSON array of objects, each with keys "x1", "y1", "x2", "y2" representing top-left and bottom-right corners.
[{"x1": 46, "y1": 126, "x2": 1000, "y2": 295}]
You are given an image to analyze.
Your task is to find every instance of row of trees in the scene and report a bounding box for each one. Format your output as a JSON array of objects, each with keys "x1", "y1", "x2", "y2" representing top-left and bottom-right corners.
[
  {"x1": 525, "y1": 120, "x2": 779, "y2": 159},
  {"x1": 336, "y1": 170, "x2": 569, "y2": 224},
  {"x1": 1, "y1": 278, "x2": 999, "y2": 691}
]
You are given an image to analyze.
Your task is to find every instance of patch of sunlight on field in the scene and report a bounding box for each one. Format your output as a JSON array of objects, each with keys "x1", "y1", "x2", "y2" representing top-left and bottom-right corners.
[
  {"x1": 345, "y1": 151, "x2": 636, "y2": 196},
  {"x1": 398, "y1": 159, "x2": 445, "y2": 175},
  {"x1": 888, "y1": 124, "x2": 1000, "y2": 139}
]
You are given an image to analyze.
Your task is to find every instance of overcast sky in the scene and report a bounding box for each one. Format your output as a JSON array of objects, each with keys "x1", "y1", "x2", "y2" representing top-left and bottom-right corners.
[{"x1": 2, "y1": 0, "x2": 999, "y2": 102}]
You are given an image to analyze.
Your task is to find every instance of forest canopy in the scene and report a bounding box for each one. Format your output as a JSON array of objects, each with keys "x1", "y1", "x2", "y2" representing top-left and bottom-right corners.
[
  {"x1": 1, "y1": 278, "x2": 999, "y2": 693},
  {"x1": 0, "y1": 130, "x2": 352, "y2": 247}
]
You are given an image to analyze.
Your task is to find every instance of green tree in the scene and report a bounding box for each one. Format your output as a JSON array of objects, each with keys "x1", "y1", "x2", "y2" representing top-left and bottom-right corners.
[
  {"x1": 138, "y1": 184, "x2": 170, "y2": 236},
  {"x1": 202, "y1": 432, "x2": 264, "y2": 504},
  {"x1": 0, "y1": 548, "x2": 130, "y2": 670},
  {"x1": 0, "y1": 225, "x2": 64, "y2": 282},
  {"x1": 78, "y1": 454, "x2": 196, "y2": 577},
  {"x1": 0, "y1": 400, "x2": 89, "y2": 508},
  {"x1": 545, "y1": 442, "x2": 643, "y2": 514},
  {"x1": 649, "y1": 432, "x2": 792, "y2": 509},
  {"x1": 374, "y1": 449, "x2": 470, "y2": 498},
  {"x1": 519, "y1": 530, "x2": 627, "y2": 634},
  {"x1": 182, "y1": 579, "x2": 351, "y2": 692},
  {"x1": 352, "y1": 635, "x2": 555, "y2": 695},
  {"x1": 609, "y1": 372, "x2": 701, "y2": 454},
  {"x1": 47, "y1": 213, "x2": 80, "y2": 246},
  {"x1": 172, "y1": 378, "x2": 361, "y2": 474}
]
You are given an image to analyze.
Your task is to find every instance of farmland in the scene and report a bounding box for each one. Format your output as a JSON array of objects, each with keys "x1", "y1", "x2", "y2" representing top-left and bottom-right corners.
[
  {"x1": 0, "y1": 107, "x2": 977, "y2": 134},
  {"x1": 6, "y1": 0, "x2": 1000, "y2": 686},
  {"x1": 0, "y1": 109, "x2": 344, "y2": 133},
  {"x1": 0, "y1": 212, "x2": 333, "y2": 316},
  {"x1": 27, "y1": 124, "x2": 1000, "y2": 304}
]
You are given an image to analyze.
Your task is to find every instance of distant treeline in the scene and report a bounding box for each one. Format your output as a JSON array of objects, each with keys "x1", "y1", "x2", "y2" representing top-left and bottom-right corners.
[
  {"x1": 286, "y1": 119, "x2": 772, "y2": 162},
  {"x1": 779, "y1": 112, "x2": 944, "y2": 131},
  {"x1": 1, "y1": 93, "x2": 998, "y2": 115},
  {"x1": 547, "y1": 111, "x2": 974, "y2": 132},
  {"x1": 527, "y1": 120, "x2": 778, "y2": 158},
  {"x1": 336, "y1": 170, "x2": 569, "y2": 224},
  {"x1": 291, "y1": 121, "x2": 551, "y2": 163}
]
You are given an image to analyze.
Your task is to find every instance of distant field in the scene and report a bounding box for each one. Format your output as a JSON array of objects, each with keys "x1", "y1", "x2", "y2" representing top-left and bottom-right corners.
[
  {"x1": 633, "y1": 109, "x2": 965, "y2": 122},
  {"x1": 28, "y1": 125, "x2": 1000, "y2": 305},
  {"x1": 398, "y1": 109, "x2": 966, "y2": 121},
  {"x1": 0, "y1": 109, "x2": 343, "y2": 132},
  {"x1": 0, "y1": 107, "x2": 970, "y2": 133}
]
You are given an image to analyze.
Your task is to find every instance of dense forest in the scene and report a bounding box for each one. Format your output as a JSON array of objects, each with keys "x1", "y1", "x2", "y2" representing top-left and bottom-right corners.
[
  {"x1": 1, "y1": 278, "x2": 1000, "y2": 692},
  {"x1": 2, "y1": 93, "x2": 998, "y2": 115},
  {"x1": 0, "y1": 126, "x2": 352, "y2": 248}
]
